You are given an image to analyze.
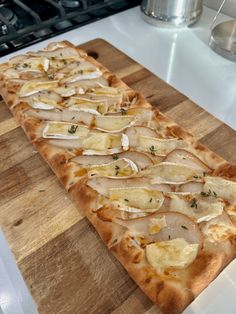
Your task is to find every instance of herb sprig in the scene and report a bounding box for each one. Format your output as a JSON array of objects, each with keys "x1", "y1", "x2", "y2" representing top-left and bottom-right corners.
[
  {"x1": 190, "y1": 198, "x2": 198, "y2": 209},
  {"x1": 68, "y1": 125, "x2": 78, "y2": 134},
  {"x1": 115, "y1": 165, "x2": 120, "y2": 176},
  {"x1": 201, "y1": 189, "x2": 217, "y2": 197},
  {"x1": 149, "y1": 145, "x2": 157, "y2": 156}
]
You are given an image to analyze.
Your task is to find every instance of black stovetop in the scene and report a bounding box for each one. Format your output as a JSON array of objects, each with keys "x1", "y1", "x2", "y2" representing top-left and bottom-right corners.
[{"x1": 0, "y1": 0, "x2": 141, "y2": 57}]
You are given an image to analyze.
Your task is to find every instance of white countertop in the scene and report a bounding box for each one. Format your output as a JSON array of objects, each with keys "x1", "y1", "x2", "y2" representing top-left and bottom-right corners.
[
  {"x1": 1, "y1": 5, "x2": 236, "y2": 314},
  {"x1": 1, "y1": 5, "x2": 236, "y2": 130}
]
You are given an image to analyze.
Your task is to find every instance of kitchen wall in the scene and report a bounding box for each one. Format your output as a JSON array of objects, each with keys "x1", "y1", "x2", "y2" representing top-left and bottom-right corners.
[{"x1": 204, "y1": 0, "x2": 236, "y2": 18}]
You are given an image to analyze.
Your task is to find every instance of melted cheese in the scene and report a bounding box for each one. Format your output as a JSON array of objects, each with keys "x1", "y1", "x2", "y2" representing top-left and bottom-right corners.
[
  {"x1": 45, "y1": 42, "x2": 68, "y2": 51},
  {"x1": 67, "y1": 97, "x2": 108, "y2": 114},
  {"x1": 95, "y1": 115, "x2": 135, "y2": 132},
  {"x1": 204, "y1": 176, "x2": 236, "y2": 201},
  {"x1": 28, "y1": 47, "x2": 81, "y2": 60},
  {"x1": 88, "y1": 86, "x2": 121, "y2": 96},
  {"x1": 146, "y1": 238, "x2": 199, "y2": 273},
  {"x1": 87, "y1": 158, "x2": 138, "y2": 178},
  {"x1": 168, "y1": 194, "x2": 224, "y2": 223},
  {"x1": 65, "y1": 70, "x2": 102, "y2": 83},
  {"x1": 138, "y1": 136, "x2": 181, "y2": 156},
  {"x1": 31, "y1": 101, "x2": 55, "y2": 110},
  {"x1": 43, "y1": 121, "x2": 89, "y2": 139},
  {"x1": 14, "y1": 57, "x2": 50, "y2": 73},
  {"x1": 142, "y1": 162, "x2": 204, "y2": 184},
  {"x1": 83, "y1": 148, "x2": 122, "y2": 156},
  {"x1": 109, "y1": 187, "x2": 164, "y2": 211},
  {"x1": 19, "y1": 80, "x2": 58, "y2": 97},
  {"x1": 30, "y1": 94, "x2": 60, "y2": 110},
  {"x1": 54, "y1": 86, "x2": 77, "y2": 97},
  {"x1": 149, "y1": 217, "x2": 167, "y2": 234},
  {"x1": 127, "y1": 107, "x2": 153, "y2": 123},
  {"x1": 82, "y1": 133, "x2": 123, "y2": 151}
]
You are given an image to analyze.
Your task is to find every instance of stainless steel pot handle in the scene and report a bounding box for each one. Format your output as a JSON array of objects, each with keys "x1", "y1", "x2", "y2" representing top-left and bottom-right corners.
[{"x1": 210, "y1": 0, "x2": 227, "y2": 30}]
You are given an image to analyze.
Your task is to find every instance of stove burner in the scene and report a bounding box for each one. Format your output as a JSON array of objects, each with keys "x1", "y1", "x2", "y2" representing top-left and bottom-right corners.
[
  {"x1": 0, "y1": 6, "x2": 19, "y2": 35},
  {"x1": 61, "y1": 0, "x2": 81, "y2": 9},
  {"x1": 0, "y1": 0, "x2": 141, "y2": 57}
]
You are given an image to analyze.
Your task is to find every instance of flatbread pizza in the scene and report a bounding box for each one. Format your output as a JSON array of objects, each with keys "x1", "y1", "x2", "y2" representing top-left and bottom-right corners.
[{"x1": 1, "y1": 41, "x2": 236, "y2": 314}]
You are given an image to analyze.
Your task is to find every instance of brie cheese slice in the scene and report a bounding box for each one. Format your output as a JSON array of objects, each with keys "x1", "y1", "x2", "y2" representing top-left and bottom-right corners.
[
  {"x1": 65, "y1": 70, "x2": 102, "y2": 83},
  {"x1": 14, "y1": 57, "x2": 50, "y2": 73},
  {"x1": 204, "y1": 176, "x2": 236, "y2": 202},
  {"x1": 108, "y1": 187, "x2": 164, "y2": 211},
  {"x1": 80, "y1": 132, "x2": 129, "y2": 155},
  {"x1": 42, "y1": 121, "x2": 89, "y2": 139},
  {"x1": 141, "y1": 162, "x2": 204, "y2": 184},
  {"x1": 67, "y1": 97, "x2": 108, "y2": 114},
  {"x1": 137, "y1": 136, "x2": 182, "y2": 156},
  {"x1": 168, "y1": 193, "x2": 224, "y2": 223},
  {"x1": 87, "y1": 158, "x2": 138, "y2": 178},
  {"x1": 19, "y1": 80, "x2": 58, "y2": 97},
  {"x1": 95, "y1": 115, "x2": 135, "y2": 132}
]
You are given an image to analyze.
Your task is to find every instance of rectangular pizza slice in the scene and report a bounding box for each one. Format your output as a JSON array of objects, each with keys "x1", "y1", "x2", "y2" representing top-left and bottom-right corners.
[{"x1": 0, "y1": 40, "x2": 236, "y2": 314}]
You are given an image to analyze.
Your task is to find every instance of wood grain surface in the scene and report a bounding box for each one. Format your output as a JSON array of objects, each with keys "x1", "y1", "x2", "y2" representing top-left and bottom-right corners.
[{"x1": 0, "y1": 39, "x2": 235, "y2": 314}]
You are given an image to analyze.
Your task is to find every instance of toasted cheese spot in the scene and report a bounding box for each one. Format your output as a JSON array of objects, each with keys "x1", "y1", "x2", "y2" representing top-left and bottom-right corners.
[
  {"x1": 226, "y1": 204, "x2": 236, "y2": 218},
  {"x1": 87, "y1": 158, "x2": 138, "y2": 178},
  {"x1": 203, "y1": 222, "x2": 236, "y2": 242},
  {"x1": 138, "y1": 136, "x2": 182, "y2": 156},
  {"x1": 109, "y1": 188, "x2": 164, "y2": 211},
  {"x1": 149, "y1": 217, "x2": 167, "y2": 234},
  {"x1": 132, "y1": 251, "x2": 144, "y2": 264},
  {"x1": 146, "y1": 238, "x2": 199, "y2": 273}
]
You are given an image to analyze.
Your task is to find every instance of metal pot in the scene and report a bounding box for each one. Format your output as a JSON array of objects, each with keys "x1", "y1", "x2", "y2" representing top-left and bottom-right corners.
[{"x1": 141, "y1": 0, "x2": 203, "y2": 27}]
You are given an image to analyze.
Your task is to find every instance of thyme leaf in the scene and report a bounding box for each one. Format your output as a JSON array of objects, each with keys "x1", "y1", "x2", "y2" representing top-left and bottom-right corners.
[
  {"x1": 68, "y1": 125, "x2": 78, "y2": 134},
  {"x1": 201, "y1": 189, "x2": 217, "y2": 197},
  {"x1": 190, "y1": 198, "x2": 197, "y2": 209},
  {"x1": 115, "y1": 165, "x2": 120, "y2": 176},
  {"x1": 149, "y1": 145, "x2": 157, "y2": 156}
]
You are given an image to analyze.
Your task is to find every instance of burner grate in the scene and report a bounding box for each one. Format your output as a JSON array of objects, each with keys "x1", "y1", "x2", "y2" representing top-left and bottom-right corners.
[{"x1": 0, "y1": 0, "x2": 141, "y2": 57}]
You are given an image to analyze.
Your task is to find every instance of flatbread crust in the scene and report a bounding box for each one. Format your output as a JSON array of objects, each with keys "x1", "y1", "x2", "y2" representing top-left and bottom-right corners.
[{"x1": 1, "y1": 40, "x2": 236, "y2": 314}]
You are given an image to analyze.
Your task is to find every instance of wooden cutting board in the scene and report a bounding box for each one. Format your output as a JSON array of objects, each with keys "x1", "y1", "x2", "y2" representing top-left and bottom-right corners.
[{"x1": 0, "y1": 39, "x2": 236, "y2": 314}]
